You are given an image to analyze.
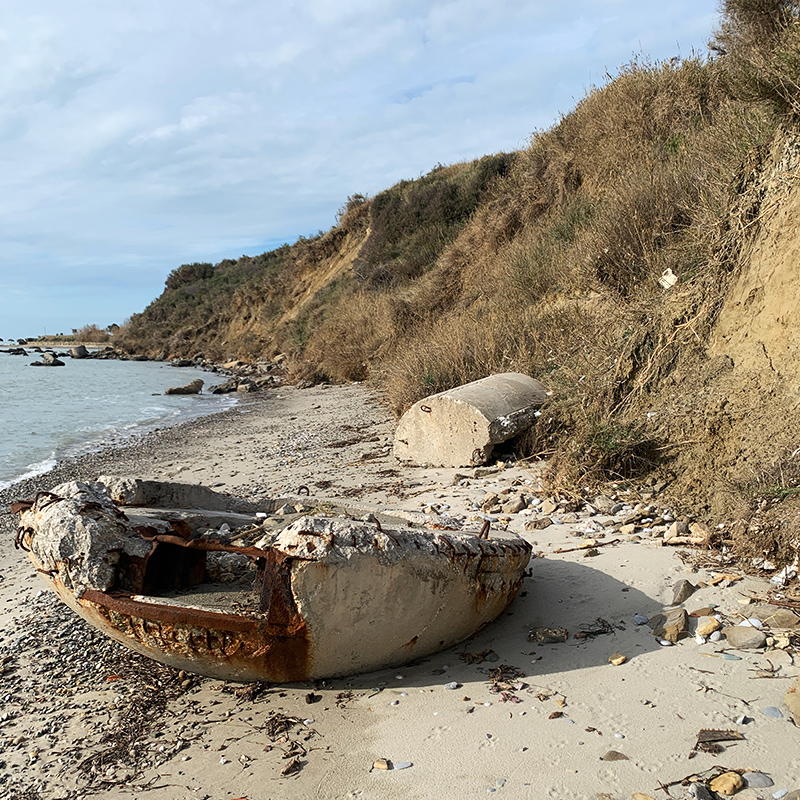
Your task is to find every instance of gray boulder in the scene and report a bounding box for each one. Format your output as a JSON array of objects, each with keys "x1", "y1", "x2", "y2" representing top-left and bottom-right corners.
[
  {"x1": 30, "y1": 351, "x2": 65, "y2": 367},
  {"x1": 722, "y1": 624, "x2": 767, "y2": 649},
  {"x1": 70, "y1": 345, "x2": 88, "y2": 359}
]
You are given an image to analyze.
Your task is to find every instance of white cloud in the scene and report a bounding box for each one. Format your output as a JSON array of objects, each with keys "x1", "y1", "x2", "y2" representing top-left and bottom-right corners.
[{"x1": 0, "y1": 0, "x2": 721, "y2": 335}]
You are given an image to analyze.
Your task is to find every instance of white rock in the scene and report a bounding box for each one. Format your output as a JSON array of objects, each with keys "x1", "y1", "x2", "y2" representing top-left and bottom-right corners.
[{"x1": 739, "y1": 618, "x2": 764, "y2": 629}]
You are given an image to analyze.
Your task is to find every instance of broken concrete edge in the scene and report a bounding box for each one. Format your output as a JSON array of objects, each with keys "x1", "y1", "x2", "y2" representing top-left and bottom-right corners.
[
  {"x1": 98, "y1": 477, "x2": 476, "y2": 534},
  {"x1": 393, "y1": 372, "x2": 549, "y2": 468}
]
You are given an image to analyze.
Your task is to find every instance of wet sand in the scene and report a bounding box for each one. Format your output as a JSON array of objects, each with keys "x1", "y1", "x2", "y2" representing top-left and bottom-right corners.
[{"x1": 0, "y1": 383, "x2": 798, "y2": 799}]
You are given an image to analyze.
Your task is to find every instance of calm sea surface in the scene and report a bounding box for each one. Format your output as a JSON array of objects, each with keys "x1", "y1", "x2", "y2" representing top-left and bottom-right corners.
[{"x1": 0, "y1": 350, "x2": 236, "y2": 489}]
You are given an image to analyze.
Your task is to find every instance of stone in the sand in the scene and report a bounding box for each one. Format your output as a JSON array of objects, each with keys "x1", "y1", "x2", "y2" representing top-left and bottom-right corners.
[
  {"x1": 393, "y1": 372, "x2": 548, "y2": 467},
  {"x1": 709, "y1": 771, "x2": 744, "y2": 796},
  {"x1": 696, "y1": 617, "x2": 721, "y2": 637},
  {"x1": 525, "y1": 517, "x2": 552, "y2": 531},
  {"x1": 502, "y1": 495, "x2": 527, "y2": 514},
  {"x1": 785, "y1": 676, "x2": 800, "y2": 725},
  {"x1": 686, "y1": 782, "x2": 714, "y2": 799},
  {"x1": 671, "y1": 579, "x2": 697, "y2": 605},
  {"x1": 608, "y1": 653, "x2": 627, "y2": 666},
  {"x1": 600, "y1": 750, "x2": 629, "y2": 761},
  {"x1": 539, "y1": 499, "x2": 559, "y2": 515},
  {"x1": 373, "y1": 759, "x2": 392, "y2": 770},
  {"x1": 745, "y1": 773, "x2": 775, "y2": 789},
  {"x1": 748, "y1": 606, "x2": 800, "y2": 629},
  {"x1": 633, "y1": 613, "x2": 649, "y2": 625},
  {"x1": 762, "y1": 706, "x2": 783, "y2": 719},
  {"x1": 665, "y1": 520, "x2": 690, "y2": 540},
  {"x1": 722, "y1": 625, "x2": 767, "y2": 649},
  {"x1": 165, "y1": 378, "x2": 204, "y2": 395},
  {"x1": 649, "y1": 608, "x2": 690, "y2": 643}
]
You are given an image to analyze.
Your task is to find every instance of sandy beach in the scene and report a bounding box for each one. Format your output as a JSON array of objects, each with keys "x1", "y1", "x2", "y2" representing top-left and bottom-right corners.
[{"x1": 1, "y1": 382, "x2": 798, "y2": 800}]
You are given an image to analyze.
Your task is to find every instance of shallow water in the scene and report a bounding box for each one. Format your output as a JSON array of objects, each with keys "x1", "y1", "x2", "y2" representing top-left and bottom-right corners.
[{"x1": 0, "y1": 349, "x2": 234, "y2": 488}]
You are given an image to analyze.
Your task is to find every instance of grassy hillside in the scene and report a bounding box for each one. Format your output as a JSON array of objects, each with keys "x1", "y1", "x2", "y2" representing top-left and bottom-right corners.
[{"x1": 116, "y1": 0, "x2": 800, "y2": 564}]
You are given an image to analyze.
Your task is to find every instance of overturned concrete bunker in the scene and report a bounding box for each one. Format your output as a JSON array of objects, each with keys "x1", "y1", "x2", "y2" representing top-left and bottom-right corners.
[
  {"x1": 13, "y1": 478, "x2": 532, "y2": 682},
  {"x1": 394, "y1": 372, "x2": 548, "y2": 467}
]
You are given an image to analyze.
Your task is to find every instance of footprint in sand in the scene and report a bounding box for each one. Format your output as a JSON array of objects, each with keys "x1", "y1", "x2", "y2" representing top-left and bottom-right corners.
[{"x1": 425, "y1": 725, "x2": 451, "y2": 741}]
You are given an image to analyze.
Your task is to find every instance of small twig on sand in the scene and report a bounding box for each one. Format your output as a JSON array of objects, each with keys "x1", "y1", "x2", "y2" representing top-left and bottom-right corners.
[{"x1": 552, "y1": 538, "x2": 620, "y2": 554}]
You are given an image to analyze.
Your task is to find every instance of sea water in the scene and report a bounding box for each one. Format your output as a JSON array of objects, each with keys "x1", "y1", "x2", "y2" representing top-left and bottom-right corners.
[{"x1": 0, "y1": 349, "x2": 236, "y2": 489}]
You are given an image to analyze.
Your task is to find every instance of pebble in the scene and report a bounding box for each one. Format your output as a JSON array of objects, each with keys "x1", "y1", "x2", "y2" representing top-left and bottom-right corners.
[
  {"x1": 671, "y1": 579, "x2": 697, "y2": 605},
  {"x1": 394, "y1": 762, "x2": 413, "y2": 770},
  {"x1": 444, "y1": 682, "x2": 459, "y2": 690},
  {"x1": 658, "y1": 639, "x2": 674, "y2": 647},
  {"x1": 695, "y1": 617, "x2": 721, "y2": 637},
  {"x1": 774, "y1": 791, "x2": 789, "y2": 799},
  {"x1": 735, "y1": 715, "x2": 750, "y2": 724},
  {"x1": 721, "y1": 653, "x2": 742, "y2": 661},
  {"x1": 709, "y1": 771, "x2": 744, "y2": 795},
  {"x1": 601, "y1": 750, "x2": 629, "y2": 761},
  {"x1": 633, "y1": 614, "x2": 649, "y2": 625},
  {"x1": 608, "y1": 653, "x2": 627, "y2": 666},
  {"x1": 745, "y1": 772, "x2": 775, "y2": 789},
  {"x1": 709, "y1": 631, "x2": 723, "y2": 642},
  {"x1": 763, "y1": 706, "x2": 784, "y2": 719}
]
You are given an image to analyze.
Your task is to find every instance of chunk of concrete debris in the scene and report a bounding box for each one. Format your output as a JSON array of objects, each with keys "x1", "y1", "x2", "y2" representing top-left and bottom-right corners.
[{"x1": 394, "y1": 372, "x2": 548, "y2": 467}]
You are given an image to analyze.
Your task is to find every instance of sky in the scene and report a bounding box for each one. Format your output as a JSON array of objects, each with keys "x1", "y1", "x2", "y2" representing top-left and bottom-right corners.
[{"x1": 0, "y1": 0, "x2": 721, "y2": 338}]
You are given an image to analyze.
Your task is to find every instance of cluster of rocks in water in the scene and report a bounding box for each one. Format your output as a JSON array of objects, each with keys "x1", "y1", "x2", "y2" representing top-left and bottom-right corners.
[
  {"x1": 2, "y1": 344, "x2": 142, "y2": 365},
  {"x1": 164, "y1": 354, "x2": 287, "y2": 395},
  {"x1": 3, "y1": 342, "x2": 288, "y2": 396}
]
